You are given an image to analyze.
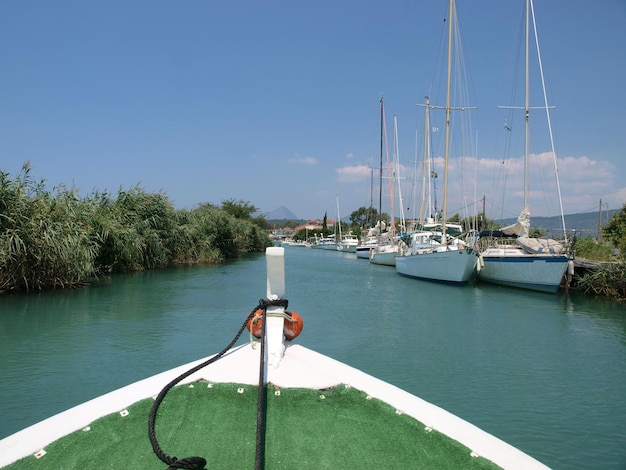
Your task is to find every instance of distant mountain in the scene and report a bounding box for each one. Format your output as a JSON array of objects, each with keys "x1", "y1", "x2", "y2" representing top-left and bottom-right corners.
[
  {"x1": 264, "y1": 206, "x2": 299, "y2": 221},
  {"x1": 496, "y1": 209, "x2": 618, "y2": 237}
]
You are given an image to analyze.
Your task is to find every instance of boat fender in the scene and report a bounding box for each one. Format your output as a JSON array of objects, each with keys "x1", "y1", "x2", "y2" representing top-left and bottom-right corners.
[
  {"x1": 284, "y1": 312, "x2": 304, "y2": 340},
  {"x1": 567, "y1": 259, "x2": 574, "y2": 276},
  {"x1": 247, "y1": 309, "x2": 304, "y2": 340},
  {"x1": 247, "y1": 309, "x2": 264, "y2": 338},
  {"x1": 566, "y1": 259, "x2": 575, "y2": 284}
]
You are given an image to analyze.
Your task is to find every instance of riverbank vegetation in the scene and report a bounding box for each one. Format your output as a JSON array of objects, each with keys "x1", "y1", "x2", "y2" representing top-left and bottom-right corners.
[
  {"x1": 571, "y1": 202, "x2": 626, "y2": 301},
  {"x1": 0, "y1": 165, "x2": 271, "y2": 293}
]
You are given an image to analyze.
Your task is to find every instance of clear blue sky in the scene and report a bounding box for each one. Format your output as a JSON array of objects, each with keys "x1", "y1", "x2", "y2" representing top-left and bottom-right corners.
[{"x1": 1, "y1": 1, "x2": 625, "y2": 222}]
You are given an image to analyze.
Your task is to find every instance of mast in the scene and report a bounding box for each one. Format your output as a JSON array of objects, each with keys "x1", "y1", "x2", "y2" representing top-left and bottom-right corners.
[
  {"x1": 442, "y1": 0, "x2": 454, "y2": 243},
  {"x1": 336, "y1": 196, "x2": 342, "y2": 240},
  {"x1": 379, "y1": 96, "x2": 384, "y2": 238},
  {"x1": 418, "y1": 96, "x2": 431, "y2": 226},
  {"x1": 524, "y1": 0, "x2": 530, "y2": 211},
  {"x1": 369, "y1": 167, "x2": 374, "y2": 227},
  {"x1": 393, "y1": 114, "x2": 405, "y2": 235},
  {"x1": 390, "y1": 114, "x2": 397, "y2": 237}
]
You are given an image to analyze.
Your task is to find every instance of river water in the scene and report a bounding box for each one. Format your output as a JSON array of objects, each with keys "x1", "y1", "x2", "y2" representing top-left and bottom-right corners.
[{"x1": 1, "y1": 247, "x2": 624, "y2": 469}]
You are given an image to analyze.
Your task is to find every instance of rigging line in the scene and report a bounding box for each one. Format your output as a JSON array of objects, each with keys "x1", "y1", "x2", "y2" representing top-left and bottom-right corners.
[
  {"x1": 529, "y1": 0, "x2": 567, "y2": 241},
  {"x1": 393, "y1": 114, "x2": 406, "y2": 231},
  {"x1": 383, "y1": 102, "x2": 392, "y2": 231}
]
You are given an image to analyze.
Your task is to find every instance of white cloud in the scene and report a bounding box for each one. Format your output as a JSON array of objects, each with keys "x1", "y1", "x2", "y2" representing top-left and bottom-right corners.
[
  {"x1": 458, "y1": 152, "x2": 623, "y2": 216},
  {"x1": 336, "y1": 164, "x2": 372, "y2": 183},
  {"x1": 386, "y1": 150, "x2": 624, "y2": 218},
  {"x1": 288, "y1": 153, "x2": 318, "y2": 165}
]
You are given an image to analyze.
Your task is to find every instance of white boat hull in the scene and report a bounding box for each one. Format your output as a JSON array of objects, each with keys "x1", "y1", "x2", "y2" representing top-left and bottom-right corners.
[
  {"x1": 356, "y1": 244, "x2": 378, "y2": 259},
  {"x1": 311, "y1": 243, "x2": 338, "y2": 250},
  {"x1": 369, "y1": 251, "x2": 396, "y2": 266},
  {"x1": 477, "y1": 250, "x2": 569, "y2": 293},
  {"x1": 337, "y1": 244, "x2": 357, "y2": 253},
  {"x1": 396, "y1": 248, "x2": 478, "y2": 284},
  {"x1": 369, "y1": 245, "x2": 398, "y2": 266},
  {"x1": 356, "y1": 247, "x2": 371, "y2": 258}
]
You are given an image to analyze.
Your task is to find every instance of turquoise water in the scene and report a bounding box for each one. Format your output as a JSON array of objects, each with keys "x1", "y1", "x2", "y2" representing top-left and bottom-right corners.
[{"x1": 1, "y1": 247, "x2": 625, "y2": 469}]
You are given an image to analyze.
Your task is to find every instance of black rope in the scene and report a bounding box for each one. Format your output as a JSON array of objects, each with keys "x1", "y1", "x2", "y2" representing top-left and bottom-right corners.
[
  {"x1": 148, "y1": 298, "x2": 288, "y2": 470},
  {"x1": 255, "y1": 304, "x2": 268, "y2": 470}
]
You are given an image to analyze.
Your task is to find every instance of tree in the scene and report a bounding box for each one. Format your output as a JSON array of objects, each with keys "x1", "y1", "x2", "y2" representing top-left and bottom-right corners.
[
  {"x1": 350, "y1": 206, "x2": 379, "y2": 228},
  {"x1": 459, "y1": 213, "x2": 501, "y2": 232},
  {"x1": 603, "y1": 202, "x2": 626, "y2": 259},
  {"x1": 221, "y1": 199, "x2": 258, "y2": 219}
]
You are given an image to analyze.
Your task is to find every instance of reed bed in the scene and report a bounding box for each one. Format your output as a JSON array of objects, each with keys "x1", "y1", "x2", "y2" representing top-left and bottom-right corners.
[{"x1": 0, "y1": 165, "x2": 270, "y2": 293}]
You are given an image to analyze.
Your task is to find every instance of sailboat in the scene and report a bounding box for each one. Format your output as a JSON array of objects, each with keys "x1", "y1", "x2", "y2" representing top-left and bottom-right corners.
[
  {"x1": 401, "y1": 96, "x2": 448, "y2": 257},
  {"x1": 357, "y1": 97, "x2": 391, "y2": 260},
  {"x1": 370, "y1": 113, "x2": 406, "y2": 266},
  {"x1": 336, "y1": 197, "x2": 359, "y2": 253},
  {"x1": 395, "y1": 0, "x2": 478, "y2": 284},
  {"x1": 475, "y1": 0, "x2": 570, "y2": 293}
]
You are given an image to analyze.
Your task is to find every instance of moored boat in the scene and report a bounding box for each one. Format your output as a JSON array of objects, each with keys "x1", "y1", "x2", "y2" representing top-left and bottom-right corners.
[
  {"x1": 394, "y1": 0, "x2": 478, "y2": 284},
  {"x1": 310, "y1": 234, "x2": 338, "y2": 250},
  {"x1": 337, "y1": 232, "x2": 359, "y2": 253},
  {"x1": 369, "y1": 240, "x2": 401, "y2": 266},
  {"x1": 0, "y1": 247, "x2": 548, "y2": 469},
  {"x1": 356, "y1": 226, "x2": 385, "y2": 259},
  {"x1": 356, "y1": 242, "x2": 377, "y2": 259},
  {"x1": 475, "y1": 0, "x2": 570, "y2": 292}
]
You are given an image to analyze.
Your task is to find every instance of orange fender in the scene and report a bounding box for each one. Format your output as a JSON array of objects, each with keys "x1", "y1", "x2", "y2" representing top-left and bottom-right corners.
[
  {"x1": 247, "y1": 309, "x2": 264, "y2": 339},
  {"x1": 246, "y1": 310, "x2": 304, "y2": 340},
  {"x1": 284, "y1": 312, "x2": 304, "y2": 340}
]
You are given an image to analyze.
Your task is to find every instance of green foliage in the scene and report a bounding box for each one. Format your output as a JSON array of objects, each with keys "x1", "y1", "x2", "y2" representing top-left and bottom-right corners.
[
  {"x1": 0, "y1": 165, "x2": 271, "y2": 293},
  {"x1": 571, "y1": 236, "x2": 614, "y2": 262},
  {"x1": 0, "y1": 165, "x2": 98, "y2": 291},
  {"x1": 88, "y1": 187, "x2": 177, "y2": 273},
  {"x1": 575, "y1": 262, "x2": 626, "y2": 301},
  {"x1": 349, "y1": 206, "x2": 379, "y2": 228},
  {"x1": 220, "y1": 199, "x2": 258, "y2": 219},
  {"x1": 447, "y1": 213, "x2": 461, "y2": 223},
  {"x1": 529, "y1": 227, "x2": 547, "y2": 238},
  {"x1": 350, "y1": 225, "x2": 362, "y2": 238},
  {"x1": 573, "y1": 203, "x2": 626, "y2": 300},
  {"x1": 602, "y1": 202, "x2": 626, "y2": 260}
]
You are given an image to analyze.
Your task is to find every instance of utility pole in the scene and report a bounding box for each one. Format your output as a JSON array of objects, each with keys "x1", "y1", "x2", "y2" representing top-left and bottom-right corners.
[
  {"x1": 597, "y1": 199, "x2": 603, "y2": 241},
  {"x1": 482, "y1": 195, "x2": 486, "y2": 231}
]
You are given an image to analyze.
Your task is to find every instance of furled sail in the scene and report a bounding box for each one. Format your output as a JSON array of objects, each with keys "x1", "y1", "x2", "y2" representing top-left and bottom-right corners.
[{"x1": 501, "y1": 207, "x2": 530, "y2": 237}]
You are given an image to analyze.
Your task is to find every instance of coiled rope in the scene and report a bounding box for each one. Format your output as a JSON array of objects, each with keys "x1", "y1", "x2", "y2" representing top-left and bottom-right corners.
[{"x1": 147, "y1": 298, "x2": 289, "y2": 470}]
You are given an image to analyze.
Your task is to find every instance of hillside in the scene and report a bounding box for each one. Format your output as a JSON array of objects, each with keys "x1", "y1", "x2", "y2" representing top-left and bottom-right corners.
[
  {"x1": 497, "y1": 209, "x2": 618, "y2": 237},
  {"x1": 263, "y1": 206, "x2": 300, "y2": 221},
  {"x1": 263, "y1": 205, "x2": 620, "y2": 238}
]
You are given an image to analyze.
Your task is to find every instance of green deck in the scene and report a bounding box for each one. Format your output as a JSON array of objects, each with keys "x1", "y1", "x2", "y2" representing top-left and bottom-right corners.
[{"x1": 5, "y1": 382, "x2": 501, "y2": 469}]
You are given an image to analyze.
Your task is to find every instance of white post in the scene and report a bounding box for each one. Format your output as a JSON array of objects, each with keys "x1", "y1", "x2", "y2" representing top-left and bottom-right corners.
[{"x1": 265, "y1": 247, "x2": 286, "y2": 367}]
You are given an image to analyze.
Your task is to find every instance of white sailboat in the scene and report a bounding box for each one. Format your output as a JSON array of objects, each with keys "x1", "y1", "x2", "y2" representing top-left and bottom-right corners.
[
  {"x1": 400, "y1": 96, "x2": 447, "y2": 259},
  {"x1": 370, "y1": 113, "x2": 405, "y2": 266},
  {"x1": 334, "y1": 196, "x2": 359, "y2": 253},
  {"x1": 358, "y1": 97, "x2": 390, "y2": 259},
  {"x1": 395, "y1": 0, "x2": 478, "y2": 284},
  {"x1": 338, "y1": 232, "x2": 359, "y2": 253},
  {"x1": 476, "y1": 0, "x2": 570, "y2": 293},
  {"x1": 310, "y1": 233, "x2": 337, "y2": 250}
]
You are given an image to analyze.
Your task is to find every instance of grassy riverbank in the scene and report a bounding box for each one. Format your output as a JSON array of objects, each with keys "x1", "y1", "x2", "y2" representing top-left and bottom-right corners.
[
  {"x1": 0, "y1": 165, "x2": 271, "y2": 293},
  {"x1": 570, "y1": 220, "x2": 626, "y2": 301}
]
